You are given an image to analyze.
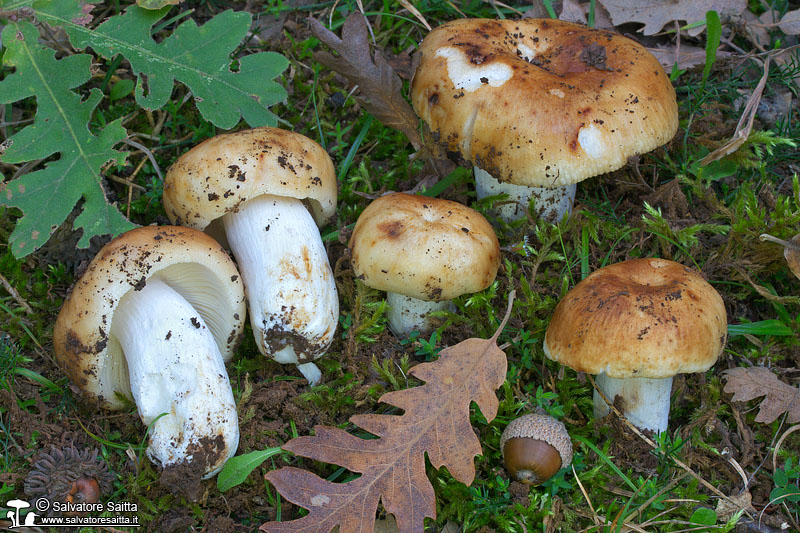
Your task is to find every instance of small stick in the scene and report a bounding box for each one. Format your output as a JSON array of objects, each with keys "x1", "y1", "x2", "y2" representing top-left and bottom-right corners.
[
  {"x1": 759, "y1": 233, "x2": 800, "y2": 251},
  {"x1": 0, "y1": 272, "x2": 33, "y2": 315}
]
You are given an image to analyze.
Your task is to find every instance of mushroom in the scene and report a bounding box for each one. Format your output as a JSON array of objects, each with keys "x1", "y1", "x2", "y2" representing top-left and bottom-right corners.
[
  {"x1": 411, "y1": 18, "x2": 678, "y2": 222},
  {"x1": 349, "y1": 192, "x2": 500, "y2": 337},
  {"x1": 163, "y1": 127, "x2": 338, "y2": 385},
  {"x1": 53, "y1": 226, "x2": 246, "y2": 478},
  {"x1": 500, "y1": 413, "x2": 572, "y2": 485},
  {"x1": 543, "y1": 258, "x2": 727, "y2": 433}
]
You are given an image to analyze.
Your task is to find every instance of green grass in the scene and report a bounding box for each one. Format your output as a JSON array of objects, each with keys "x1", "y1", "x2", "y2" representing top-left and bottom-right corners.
[{"x1": 2, "y1": 0, "x2": 800, "y2": 531}]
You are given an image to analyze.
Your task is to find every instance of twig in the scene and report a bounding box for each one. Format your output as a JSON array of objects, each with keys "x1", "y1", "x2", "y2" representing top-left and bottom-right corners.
[
  {"x1": 121, "y1": 138, "x2": 163, "y2": 181},
  {"x1": 0, "y1": 272, "x2": 33, "y2": 315},
  {"x1": 759, "y1": 233, "x2": 800, "y2": 252}
]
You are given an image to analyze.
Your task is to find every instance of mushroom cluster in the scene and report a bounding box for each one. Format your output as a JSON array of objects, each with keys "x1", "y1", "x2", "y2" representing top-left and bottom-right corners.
[
  {"x1": 53, "y1": 226, "x2": 246, "y2": 478},
  {"x1": 543, "y1": 258, "x2": 727, "y2": 433},
  {"x1": 411, "y1": 18, "x2": 678, "y2": 222},
  {"x1": 163, "y1": 127, "x2": 338, "y2": 385},
  {"x1": 349, "y1": 193, "x2": 500, "y2": 337}
]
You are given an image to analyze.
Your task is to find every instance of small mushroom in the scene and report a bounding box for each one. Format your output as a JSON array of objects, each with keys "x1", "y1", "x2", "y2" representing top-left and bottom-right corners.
[
  {"x1": 24, "y1": 446, "x2": 113, "y2": 516},
  {"x1": 53, "y1": 226, "x2": 246, "y2": 478},
  {"x1": 543, "y1": 258, "x2": 727, "y2": 433},
  {"x1": 500, "y1": 414, "x2": 572, "y2": 485},
  {"x1": 349, "y1": 193, "x2": 500, "y2": 337},
  {"x1": 163, "y1": 127, "x2": 338, "y2": 385},
  {"x1": 411, "y1": 18, "x2": 678, "y2": 222}
]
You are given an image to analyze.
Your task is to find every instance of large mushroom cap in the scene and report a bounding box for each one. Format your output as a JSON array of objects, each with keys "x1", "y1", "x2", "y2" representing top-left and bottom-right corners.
[
  {"x1": 53, "y1": 226, "x2": 247, "y2": 410},
  {"x1": 163, "y1": 127, "x2": 337, "y2": 230},
  {"x1": 543, "y1": 258, "x2": 727, "y2": 378},
  {"x1": 349, "y1": 193, "x2": 500, "y2": 301},
  {"x1": 411, "y1": 18, "x2": 678, "y2": 187}
]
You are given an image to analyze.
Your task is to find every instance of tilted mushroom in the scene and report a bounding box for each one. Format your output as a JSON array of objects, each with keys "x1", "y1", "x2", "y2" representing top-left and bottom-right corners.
[
  {"x1": 543, "y1": 258, "x2": 727, "y2": 433},
  {"x1": 349, "y1": 192, "x2": 500, "y2": 337},
  {"x1": 411, "y1": 18, "x2": 678, "y2": 222},
  {"x1": 53, "y1": 226, "x2": 246, "y2": 477},
  {"x1": 163, "y1": 127, "x2": 338, "y2": 385}
]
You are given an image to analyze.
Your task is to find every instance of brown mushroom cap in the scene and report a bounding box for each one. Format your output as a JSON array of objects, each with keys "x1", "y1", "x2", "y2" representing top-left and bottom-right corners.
[
  {"x1": 53, "y1": 226, "x2": 247, "y2": 410},
  {"x1": 500, "y1": 413, "x2": 573, "y2": 471},
  {"x1": 349, "y1": 193, "x2": 500, "y2": 301},
  {"x1": 163, "y1": 127, "x2": 337, "y2": 230},
  {"x1": 410, "y1": 18, "x2": 678, "y2": 187},
  {"x1": 543, "y1": 258, "x2": 727, "y2": 379}
]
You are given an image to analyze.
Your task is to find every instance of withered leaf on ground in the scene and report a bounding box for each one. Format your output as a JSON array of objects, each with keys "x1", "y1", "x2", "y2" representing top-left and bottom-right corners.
[
  {"x1": 260, "y1": 300, "x2": 513, "y2": 532},
  {"x1": 598, "y1": 0, "x2": 746, "y2": 35},
  {"x1": 779, "y1": 9, "x2": 800, "y2": 35},
  {"x1": 723, "y1": 367, "x2": 800, "y2": 424},
  {"x1": 646, "y1": 44, "x2": 731, "y2": 70},
  {"x1": 308, "y1": 14, "x2": 422, "y2": 150}
]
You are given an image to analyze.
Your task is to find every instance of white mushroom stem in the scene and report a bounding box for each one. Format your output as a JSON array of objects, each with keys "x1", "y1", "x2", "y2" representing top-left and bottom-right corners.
[
  {"x1": 386, "y1": 292, "x2": 454, "y2": 338},
  {"x1": 593, "y1": 374, "x2": 673, "y2": 434},
  {"x1": 222, "y1": 194, "x2": 338, "y2": 385},
  {"x1": 474, "y1": 166, "x2": 576, "y2": 223},
  {"x1": 110, "y1": 277, "x2": 239, "y2": 478}
]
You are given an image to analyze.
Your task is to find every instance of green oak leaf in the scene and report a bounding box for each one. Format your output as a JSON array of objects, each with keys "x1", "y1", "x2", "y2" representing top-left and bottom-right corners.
[
  {"x1": 58, "y1": 5, "x2": 289, "y2": 129},
  {"x1": 0, "y1": 21, "x2": 133, "y2": 258}
]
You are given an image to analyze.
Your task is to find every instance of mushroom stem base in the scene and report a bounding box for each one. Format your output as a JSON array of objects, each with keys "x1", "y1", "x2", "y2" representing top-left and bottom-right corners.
[
  {"x1": 474, "y1": 166, "x2": 576, "y2": 223},
  {"x1": 386, "y1": 292, "x2": 454, "y2": 338},
  {"x1": 593, "y1": 374, "x2": 672, "y2": 433},
  {"x1": 110, "y1": 277, "x2": 238, "y2": 478}
]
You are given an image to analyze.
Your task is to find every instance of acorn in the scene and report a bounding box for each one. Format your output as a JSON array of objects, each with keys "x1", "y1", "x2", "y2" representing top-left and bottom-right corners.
[
  {"x1": 500, "y1": 414, "x2": 572, "y2": 485},
  {"x1": 24, "y1": 446, "x2": 113, "y2": 516}
]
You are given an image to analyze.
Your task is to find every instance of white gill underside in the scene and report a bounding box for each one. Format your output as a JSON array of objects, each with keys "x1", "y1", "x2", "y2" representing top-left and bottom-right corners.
[
  {"x1": 593, "y1": 374, "x2": 673, "y2": 434},
  {"x1": 222, "y1": 194, "x2": 338, "y2": 385},
  {"x1": 110, "y1": 277, "x2": 239, "y2": 478},
  {"x1": 474, "y1": 166, "x2": 576, "y2": 223}
]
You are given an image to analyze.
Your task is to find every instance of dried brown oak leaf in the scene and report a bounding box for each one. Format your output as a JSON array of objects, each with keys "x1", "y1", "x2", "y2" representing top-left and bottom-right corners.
[
  {"x1": 723, "y1": 367, "x2": 800, "y2": 424},
  {"x1": 308, "y1": 14, "x2": 422, "y2": 150},
  {"x1": 598, "y1": 0, "x2": 745, "y2": 35},
  {"x1": 759, "y1": 233, "x2": 800, "y2": 280},
  {"x1": 260, "y1": 298, "x2": 513, "y2": 532}
]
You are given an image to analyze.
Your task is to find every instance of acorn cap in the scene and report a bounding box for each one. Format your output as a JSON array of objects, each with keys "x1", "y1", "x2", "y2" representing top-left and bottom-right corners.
[
  {"x1": 543, "y1": 258, "x2": 727, "y2": 379},
  {"x1": 163, "y1": 127, "x2": 337, "y2": 230},
  {"x1": 53, "y1": 226, "x2": 247, "y2": 410},
  {"x1": 411, "y1": 18, "x2": 678, "y2": 187},
  {"x1": 349, "y1": 193, "x2": 500, "y2": 301},
  {"x1": 500, "y1": 413, "x2": 573, "y2": 469}
]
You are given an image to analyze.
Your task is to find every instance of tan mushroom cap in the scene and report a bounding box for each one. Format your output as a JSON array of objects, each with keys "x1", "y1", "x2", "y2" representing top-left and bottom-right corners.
[
  {"x1": 163, "y1": 127, "x2": 337, "y2": 230},
  {"x1": 53, "y1": 226, "x2": 247, "y2": 410},
  {"x1": 410, "y1": 18, "x2": 678, "y2": 187},
  {"x1": 349, "y1": 193, "x2": 500, "y2": 301},
  {"x1": 543, "y1": 258, "x2": 727, "y2": 379},
  {"x1": 500, "y1": 413, "x2": 573, "y2": 468}
]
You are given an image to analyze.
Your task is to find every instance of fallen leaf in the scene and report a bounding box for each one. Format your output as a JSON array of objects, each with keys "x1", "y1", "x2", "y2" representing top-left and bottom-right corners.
[
  {"x1": 723, "y1": 367, "x2": 800, "y2": 424},
  {"x1": 759, "y1": 233, "x2": 800, "y2": 280},
  {"x1": 260, "y1": 297, "x2": 514, "y2": 532},
  {"x1": 559, "y1": 0, "x2": 614, "y2": 28},
  {"x1": 598, "y1": 0, "x2": 746, "y2": 35},
  {"x1": 647, "y1": 44, "x2": 730, "y2": 70},
  {"x1": 308, "y1": 14, "x2": 422, "y2": 150},
  {"x1": 715, "y1": 490, "x2": 755, "y2": 522},
  {"x1": 779, "y1": 8, "x2": 800, "y2": 35}
]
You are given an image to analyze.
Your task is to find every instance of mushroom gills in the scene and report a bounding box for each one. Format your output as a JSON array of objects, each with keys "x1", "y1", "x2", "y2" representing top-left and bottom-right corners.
[
  {"x1": 110, "y1": 277, "x2": 239, "y2": 478},
  {"x1": 222, "y1": 194, "x2": 338, "y2": 385},
  {"x1": 386, "y1": 292, "x2": 454, "y2": 338},
  {"x1": 593, "y1": 374, "x2": 673, "y2": 433},
  {"x1": 474, "y1": 166, "x2": 576, "y2": 223}
]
